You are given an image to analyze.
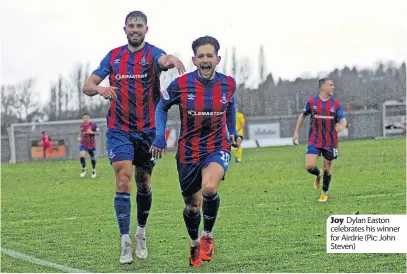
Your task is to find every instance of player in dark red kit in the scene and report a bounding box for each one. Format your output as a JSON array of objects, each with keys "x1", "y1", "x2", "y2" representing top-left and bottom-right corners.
[
  {"x1": 41, "y1": 131, "x2": 52, "y2": 160},
  {"x1": 292, "y1": 78, "x2": 347, "y2": 202},
  {"x1": 77, "y1": 112, "x2": 99, "y2": 178},
  {"x1": 151, "y1": 36, "x2": 241, "y2": 267},
  {"x1": 82, "y1": 10, "x2": 185, "y2": 264}
]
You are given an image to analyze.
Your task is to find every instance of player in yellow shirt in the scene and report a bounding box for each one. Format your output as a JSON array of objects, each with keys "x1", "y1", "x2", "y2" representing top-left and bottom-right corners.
[{"x1": 232, "y1": 106, "x2": 245, "y2": 163}]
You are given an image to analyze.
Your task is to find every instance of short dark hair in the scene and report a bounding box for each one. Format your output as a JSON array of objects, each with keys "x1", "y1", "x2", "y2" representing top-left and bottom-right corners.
[
  {"x1": 125, "y1": 10, "x2": 147, "y2": 25},
  {"x1": 82, "y1": 112, "x2": 89, "y2": 117},
  {"x1": 192, "y1": 36, "x2": 220, "y2": 55},
  {"x1": 318, "y1": 78, "x2": 332, "y2": 89}
]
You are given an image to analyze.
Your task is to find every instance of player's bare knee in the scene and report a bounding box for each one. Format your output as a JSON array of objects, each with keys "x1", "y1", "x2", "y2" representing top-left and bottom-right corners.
[
  {"x1": 323, "y1": 168, "x2": 331, "y2": 175},
  {"x1": 135, "y1": 168, "x2": 151, "y2": 192},
  {"x1": 202, "y1": 174, "x2": 220, "y2": 195},
  {"x1": 305, "y1": 163, "x2": 316, "y2": 170},
  {"x1": 116, "y1": 183, "x2": 131, "y2": 193},
  {"x1": 202, "y1": 184, "x2": 217, "y2": 197},
  {"x1": 202, "y1": 168, "x2": 222, "y2": 193},
  {"x1": 136, "y1": 176, "x2": 151, "y2": 193},
  {"x1": 116, "y1": 175, "x2": 131, "y2": 192},
  {"x1": 114, "y1": 168, "x2": 132, "y2": 192},
  {"x1": 185, "y1": 204, "x2": 200, "y2": 216}
]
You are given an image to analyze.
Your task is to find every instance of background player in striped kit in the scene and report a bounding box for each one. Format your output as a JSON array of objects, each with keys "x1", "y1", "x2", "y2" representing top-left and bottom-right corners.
[
  {"x1": 82, "y1": 10, "x2": 186, "y2": 264},
  {"x1": 150, "y1": 36, "x2": 241, "y2": 267},
  {"x1": 292, "y1": 78, "x2": 347, "y2": 202},
  {"x1": 77, "y1": 112, "x2": 99, "y2": 178}
]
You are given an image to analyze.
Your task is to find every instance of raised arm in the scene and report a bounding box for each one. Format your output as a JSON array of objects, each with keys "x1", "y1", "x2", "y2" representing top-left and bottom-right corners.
[{"x1": 158, "y1": 54, "x2": 186, "y2": 75}]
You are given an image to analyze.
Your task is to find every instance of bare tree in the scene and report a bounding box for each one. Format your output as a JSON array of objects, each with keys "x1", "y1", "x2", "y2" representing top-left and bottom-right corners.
[
  {"x1": 1, "y1": 85, "x2": 17, "y2": 118},
  {"x1": 231, "y1": 46, "x2": 237, "y2": 79},
  {"x1": 48, "y1": 83, "x2": 57, "y2": 120},
  {"x1": 259, "y1": 45, "x2": 266, "y2": 82},
  {"x1": 222, "y1": 47, "x2": 228, "y2": 75},
  {"x1": 238, "y1": 57, "x2": 251, "y2": 86},
  {"x1": 57, "y1": 75, "x2": 63, "y2": 119},
  {"x1": 13, "y1": 79, "x2": 40, "y2": 122},
  {"x1": 71, "y1": 63, "x2": 86, "y2": 115},
  {"x1": 63, "y1": 77, "x2": 71, "y2": 115},
  {"x1": 1, "y1": 85, "x2": 20, "y2": 129}
]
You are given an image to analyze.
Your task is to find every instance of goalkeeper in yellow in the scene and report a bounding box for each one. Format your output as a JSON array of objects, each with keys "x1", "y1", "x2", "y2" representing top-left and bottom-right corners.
[{"x1": 232, "y1": 106, "x2": 245, "y2": 163}]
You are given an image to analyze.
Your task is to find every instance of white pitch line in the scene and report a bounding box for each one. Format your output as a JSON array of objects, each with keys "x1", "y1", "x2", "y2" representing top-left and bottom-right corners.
[{"x1": 1, "y1": 248, "x2": 88, "y2": 273}]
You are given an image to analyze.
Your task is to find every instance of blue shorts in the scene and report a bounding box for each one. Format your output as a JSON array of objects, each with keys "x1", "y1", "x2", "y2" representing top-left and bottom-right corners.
[
  {"x1": 177, "y1": 150, "x2": 231, "y2": 197},
  {"x1": 79, "y1": 146, "x2": 95, "y2": 154},
  {"x1": 106, "y1": 128, "x2": 156, "y2": 173},
  {"x1": 306, "y1": 144, "x2": 338, "y2": 161}
]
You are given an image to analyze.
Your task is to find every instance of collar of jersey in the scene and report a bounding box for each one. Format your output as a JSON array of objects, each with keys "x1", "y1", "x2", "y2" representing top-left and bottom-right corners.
[{"x1": 194, "y1": 70, "x2": 220, "y2": 85}]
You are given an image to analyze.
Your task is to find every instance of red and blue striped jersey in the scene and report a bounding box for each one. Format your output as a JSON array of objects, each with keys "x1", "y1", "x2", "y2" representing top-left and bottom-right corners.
[
  {"x1": 92, "y1": 43, "x2": 166, "y2": 132},
  {"x1": 161, "y1": 70, "x2": 236, "y2": 164},
  {"x1": 302, "y1": 95, "x2": 345, "y2": 149},
  {"x1": 80, "y1": 122, "x2": 98, "y2": 149}
]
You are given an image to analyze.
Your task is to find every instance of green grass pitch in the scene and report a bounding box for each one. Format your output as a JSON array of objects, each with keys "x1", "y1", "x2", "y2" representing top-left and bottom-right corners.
[{"x1": 1, "y1": 138, "x2": 406, "y2": 272}]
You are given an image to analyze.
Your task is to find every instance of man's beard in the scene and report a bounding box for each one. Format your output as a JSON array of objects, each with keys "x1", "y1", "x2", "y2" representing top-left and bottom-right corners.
[{"x1": 127, "y1": 35, "x2": 144, "y2": 48}]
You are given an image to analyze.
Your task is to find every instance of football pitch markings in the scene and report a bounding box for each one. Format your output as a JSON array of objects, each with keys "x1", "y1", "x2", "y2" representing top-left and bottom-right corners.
[{"x1": 1, "y1": 248, "x2": 89, "y2": 273}]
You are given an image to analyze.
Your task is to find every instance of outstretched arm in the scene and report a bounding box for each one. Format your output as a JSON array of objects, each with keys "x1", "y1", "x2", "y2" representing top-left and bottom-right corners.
[{"x1": 158, "y1": 54, "x2": 186, "y2": 75}]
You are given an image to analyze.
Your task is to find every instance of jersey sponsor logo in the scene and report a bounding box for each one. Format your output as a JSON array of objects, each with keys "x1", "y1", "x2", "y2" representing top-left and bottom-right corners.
[
  {"x1": 314, "y1": 114, "x2": 334, "y2": 119},
  {"x1": 115, "y1": 73, "x2": 148, "y2": 80},
  {"x1": 187, "y1": 94, "x2": 195, "y2": 100},
  {"x1": 114, "y1": 59, "x2": 120, "y2": 64},
  {"x1": 163, "y1": 89, "x2": 170, "y2": 100},
  {"x1": 187, "y1": 110, "x2": 224, "y2": 116}
]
